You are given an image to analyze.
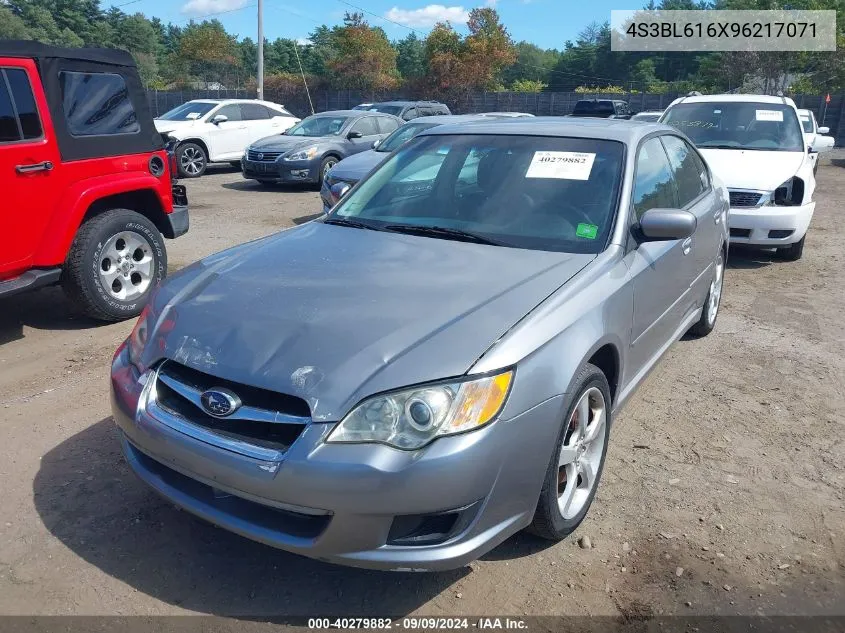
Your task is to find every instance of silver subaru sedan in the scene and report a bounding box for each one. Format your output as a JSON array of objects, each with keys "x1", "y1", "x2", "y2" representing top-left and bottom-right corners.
[{"x1": 111, "y1": 118, "x2": 729, "y2": 571}]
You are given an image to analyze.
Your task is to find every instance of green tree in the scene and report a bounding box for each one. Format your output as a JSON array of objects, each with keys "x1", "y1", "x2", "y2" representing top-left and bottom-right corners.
[
  {"x1": 511, "y1": 78, "x2": 547, "y2": 92},
  {"x1": 501, "y1": 42, "x2": 560, "y2": 86},
  {"x1": 0, "y1": 5, "x2": 31, "y2": 39},
  {"x1": 395, "y1": 32, "x2": 426, "y2": 79},
  {"x1": 325, "y1": 13, "x2": 399, "y2": 90}
]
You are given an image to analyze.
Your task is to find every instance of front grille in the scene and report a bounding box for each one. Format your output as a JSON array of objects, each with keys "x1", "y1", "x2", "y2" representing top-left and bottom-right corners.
[
  {"x1": 154, "y1": 360, "x2": 309, "y2": 452},
  {"x1": 247, "y1": 149, "x2": 282, "y2": 162},
  {"x1": 729, "y1": 191, "x2": 763, "y2": 208}
]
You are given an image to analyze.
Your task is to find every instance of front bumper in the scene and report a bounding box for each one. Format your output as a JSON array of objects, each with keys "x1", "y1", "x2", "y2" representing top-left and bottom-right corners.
[
  {"x1": 110, "y1": 348, "x2": 562, "y2": 571},
  {"x1": 164, "y1": 185, "x2": 189, "y2": 238},
  {"x1": 241, "y1": 158, "x2": 319, "y2": 183},
  {"x1": 728, "y1": 201, "x2": 815, "y2": 246}
]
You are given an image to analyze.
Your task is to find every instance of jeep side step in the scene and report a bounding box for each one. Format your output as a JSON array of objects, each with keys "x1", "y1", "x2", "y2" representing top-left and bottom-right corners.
[{"x1": 0, "y1": 268, "x2": 62, "y2": 298}]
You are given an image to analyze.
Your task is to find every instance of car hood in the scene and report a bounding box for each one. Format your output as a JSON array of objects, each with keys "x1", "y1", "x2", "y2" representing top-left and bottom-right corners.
[
  {"x1": 329, "y1": 150, "x2": 388, "y2": 182},
  {"x1": 146, "y1": 223, "x2": 593, "y2": 421},
  {"x1": 699, "y1": 149, "x2": 808, "y2": 191},
  {"x1": 250, "y1": 135, "x2": 331, "y2": 153},
  {"x1": 154, "y1": 119, "x2": 199, "y2": 134}
]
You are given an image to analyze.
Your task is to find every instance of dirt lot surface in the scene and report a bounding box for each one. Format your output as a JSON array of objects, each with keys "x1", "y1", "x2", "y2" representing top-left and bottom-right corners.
[{"x1": 1, "y1": 165, "x2": 843, "y2": 619}]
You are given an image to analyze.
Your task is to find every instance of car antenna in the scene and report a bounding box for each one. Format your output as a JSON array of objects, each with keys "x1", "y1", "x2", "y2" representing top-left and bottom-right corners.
[{"x1": 292, "y1": 41, "x2": 315, "y2": 115}]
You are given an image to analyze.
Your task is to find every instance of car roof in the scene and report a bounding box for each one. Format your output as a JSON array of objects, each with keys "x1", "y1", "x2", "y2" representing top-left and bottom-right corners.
[
  {"x1": 405, "y1": 114, "x2": 488, "y2": 124},
  {"x1": 670, "y1": 94, "x2": 797, "y2": 107},
  {"x1": 418, "y1": 116, "x2": 673, "y2": 143},
  {"x1": 370, "y1": 100, "x2": 445, "y2": 106},
  {"x1": 797, "y1": 109, "x2": 813, "y2": 116},
  {"x1": 0, "y1": 40, "x2": 137, "y2": 66},
  {"x1": 308, "y1": 109, "x2": 394, "y2": 117},
  {"x1": 187, "y1": 98, "x2": 283, "y2": 106}
]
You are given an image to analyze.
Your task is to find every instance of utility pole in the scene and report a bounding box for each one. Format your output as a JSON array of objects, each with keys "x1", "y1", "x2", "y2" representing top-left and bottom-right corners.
[{"x1": 257, "y1": 0, "x2": 264, "y2": 99}]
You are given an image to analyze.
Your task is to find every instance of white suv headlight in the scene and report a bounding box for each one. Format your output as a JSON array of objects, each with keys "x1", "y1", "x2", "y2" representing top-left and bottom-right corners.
[
  {"x1": 327, "y1": 370, "x2": 514, "y2": 450},
  {"x1": 284, "y1": 146, "x2": 319, "y2": 161}
]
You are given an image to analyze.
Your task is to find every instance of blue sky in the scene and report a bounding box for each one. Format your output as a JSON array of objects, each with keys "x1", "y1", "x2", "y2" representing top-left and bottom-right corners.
[{"x1": 109, "y1": 0, "x2": 621, "y2": 50}]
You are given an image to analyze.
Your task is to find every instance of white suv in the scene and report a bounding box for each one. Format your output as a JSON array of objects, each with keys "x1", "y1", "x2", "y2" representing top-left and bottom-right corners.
[
  {"x1": 661, "y1": 94, "x2": 815, "y2": 261},
  {"x1": 798, "y1": 108, "x2": 834, "y2": 174},
  {"x1": 154, "y1": 99, "x2": 300, "y2": 177}
]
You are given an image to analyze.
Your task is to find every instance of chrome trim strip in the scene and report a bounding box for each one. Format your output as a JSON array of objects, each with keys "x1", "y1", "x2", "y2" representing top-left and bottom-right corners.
[{"x1": 157, "y1": 366, "x2": 310, "y2": 425}]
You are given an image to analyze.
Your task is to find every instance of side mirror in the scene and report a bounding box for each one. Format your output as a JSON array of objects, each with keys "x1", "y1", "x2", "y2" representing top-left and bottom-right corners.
[
  {"x1": 638, "y1": 208, "x2": 697, "y2": 241},
  {"x1": 808, "y1": 145, "x2": 815, "y2": 154},
  {"x1": 819, "y1": 126, "x2": 830, "y2": 134},
  {"x1": 211, "y1": 114, "x2": 228, "y2": 125},
  {"x1": 372, "y1": 138, "x2": 381, "y2": 149},
  {"x1": 329, "y1": 182, "x2": 351, "y2": 208},
  {"x1": 347, "y1": 130, "x2": 363, "y2": 140}
]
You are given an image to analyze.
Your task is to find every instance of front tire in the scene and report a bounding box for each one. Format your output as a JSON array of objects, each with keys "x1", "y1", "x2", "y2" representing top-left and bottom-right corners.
[
  {"x1": 177, "y1": 142, "x2": 207, "y2": 178},
  {"x1": 778, "y1": 235, "x2": 805, "y2": 261},
  {"x1": 527, "y1": 363, "x2": 611, "y2": 541},
  {"x1": 318, "y1": 156, "x2": 338, "y2": 188},
  {"x1": 62, "y1": 209, "x2": 166, "y2": 322},
  {"x1": 688, "y1": 249, "x2": 724, "y2": 337}
]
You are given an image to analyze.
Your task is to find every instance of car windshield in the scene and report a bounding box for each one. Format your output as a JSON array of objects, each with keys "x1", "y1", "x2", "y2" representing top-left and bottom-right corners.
[
  {"x1": 369, "y1": 104, "x2": 403, "y2": 116},
  {"x1": 800, "y1": 116, "x2": 813, "y2": 133},
  {"x1": 662, "y1": 102, "x2": 804, "y2": 151},
  {"x1": 285, "y1": 115, "x2": 349, "y2": 136},
  {"x1": 376, "y1": 121, "x2": 440, "y2": 153},
  {"x1": 158, "y1": 102, "x2": 217, "y2": 121},
  {"x1": 329, "y1": 134, "x2": 624, "y2": 254}
]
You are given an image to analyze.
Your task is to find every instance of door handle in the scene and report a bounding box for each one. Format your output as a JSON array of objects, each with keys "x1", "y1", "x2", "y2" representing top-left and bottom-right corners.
[
  {"x1": 16, "y1": 161, "x2": 53, "y2": 174},
  {"x1": 682, "y1": 237, "x2": 692, "y2": 255}
]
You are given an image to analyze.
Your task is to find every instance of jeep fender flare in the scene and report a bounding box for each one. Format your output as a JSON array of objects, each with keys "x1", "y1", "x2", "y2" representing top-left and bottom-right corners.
[{"x1": 34, "y1": 173, "x2": 170, "y2": 267}]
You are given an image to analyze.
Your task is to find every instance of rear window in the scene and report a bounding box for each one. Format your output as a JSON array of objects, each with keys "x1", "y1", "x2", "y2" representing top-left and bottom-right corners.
[
  {"x1": 60, "y1": 71, "x2": 140, "y2": 137},
  {"x1": 573, "y1": 101, "x2": 615, "y2": 116}
]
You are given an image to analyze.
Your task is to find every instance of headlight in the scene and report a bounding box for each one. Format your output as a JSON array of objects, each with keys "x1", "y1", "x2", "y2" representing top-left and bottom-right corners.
[
  {"x1": 127, "y1": 306, "x2": 151, "y2": 368},
  {"x1": 284, "y1": 146, "x2": 319, "y2": 161},
  {"x1": 327, "y1": 370, "x2": 514, "y2": 450},
  {"x1": 766, "y1": 176, "x2": 804, "y2": 207}
]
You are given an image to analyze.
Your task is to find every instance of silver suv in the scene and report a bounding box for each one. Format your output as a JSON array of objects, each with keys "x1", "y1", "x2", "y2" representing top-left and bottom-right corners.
[{"x1": 111, "y1": 118, "x2": 728, "y2": 571}]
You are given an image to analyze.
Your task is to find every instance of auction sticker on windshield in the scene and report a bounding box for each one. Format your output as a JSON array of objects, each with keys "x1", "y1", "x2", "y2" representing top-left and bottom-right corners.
[
  {"x1": 576, "y1": 223, "x2": 599, "y2": 239},
  {"x1": 756, "y1": 109, "x2": 784, "y2": 122},
  {"x1": 526, "y1": 151, "x2": 596, "y2": 180}
]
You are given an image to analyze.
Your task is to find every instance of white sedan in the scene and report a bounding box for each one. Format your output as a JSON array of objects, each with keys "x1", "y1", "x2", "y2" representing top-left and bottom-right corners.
[{"x1": 155, "y1": 99, "x2": 300, "y2": 177}]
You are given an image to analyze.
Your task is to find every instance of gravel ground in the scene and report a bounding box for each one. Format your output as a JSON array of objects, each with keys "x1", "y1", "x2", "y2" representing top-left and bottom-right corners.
[{"x1": 0, "y1": 164, "x2": 843, "y2": 619}]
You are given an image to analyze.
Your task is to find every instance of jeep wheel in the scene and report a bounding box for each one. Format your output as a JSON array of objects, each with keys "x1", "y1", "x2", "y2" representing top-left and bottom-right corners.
[
  {"x1": 177, "y1": 142, "x2": 207, "y2": 178},
  {"x1": 63, "y1": 209, "x2": 166, "y2": 322}
]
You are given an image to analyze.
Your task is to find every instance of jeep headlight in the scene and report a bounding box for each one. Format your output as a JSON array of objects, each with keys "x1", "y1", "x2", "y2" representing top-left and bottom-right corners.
[
  {"x1": 327, "y1": 370, "x2": 514, "y2": 450},
  {"x1": 284, "y1": 146, "x2": 319, "y2": 161}
]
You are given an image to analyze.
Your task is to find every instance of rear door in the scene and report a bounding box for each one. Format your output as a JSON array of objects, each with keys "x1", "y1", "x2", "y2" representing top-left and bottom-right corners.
[
  {"x1": 0, "y1": 60, "x2": 60, "y2": 278},
  {"x1": 625, "y1": 136, "x2": 690, "y2": 376},
  {"x1": 240, "y1": 102, "x2": 274, "y2": 147}
]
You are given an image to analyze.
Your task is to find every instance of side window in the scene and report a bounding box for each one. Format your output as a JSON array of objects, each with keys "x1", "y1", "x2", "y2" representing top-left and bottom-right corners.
[
  {"x1": 351, "y1": 116, "x2": 380, "y2": 136},
  {"x1": 0, "y1": 70, "x2": 18, "y2": 142},
  {"x1": 376, "y1": 116, "x2": 400, "y2": 134},
  {"x1": 633, "y1": 137, "x2": 679, "y2": 219},
  {"x1": 240, "y1": 103, "x2": 270, "y2": 120},
  {"x1": 5, "y1": 69, "x2": 42, "y2": 139},
  {"x1": 59, "y1": 71, "x2": 139, "y2": 136},
  {"x1": 269, "y1": 106, "x2": 295, "y2": 118},
  {"x1": 403, "y1": 107, "x2": 418, "y2": 120},
  {"x1": 214, "y1": 104, "x2": 242, "y2": 121},
  {"x1": 660, "y1": 135, "x2": 708, "y2": 207}
]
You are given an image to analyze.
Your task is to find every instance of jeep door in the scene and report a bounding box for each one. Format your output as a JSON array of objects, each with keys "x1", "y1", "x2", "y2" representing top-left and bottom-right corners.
[{"x1": 0, "y1": 60, "x2": 59, "y2": 278}]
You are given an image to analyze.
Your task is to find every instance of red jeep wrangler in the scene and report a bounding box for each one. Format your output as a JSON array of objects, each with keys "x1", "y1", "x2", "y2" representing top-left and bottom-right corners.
[{"x1": 0, "y1": 42, "x2": 188, "y2": 321}]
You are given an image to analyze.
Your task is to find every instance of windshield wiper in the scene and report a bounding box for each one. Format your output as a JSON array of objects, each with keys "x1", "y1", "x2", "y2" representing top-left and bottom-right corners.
[
  {"x1": 382, "y1": 224, "x2": 505, "y2": 246},
  {"x1": 322, "y1": 217, "x2": 382, "y2": 231}
]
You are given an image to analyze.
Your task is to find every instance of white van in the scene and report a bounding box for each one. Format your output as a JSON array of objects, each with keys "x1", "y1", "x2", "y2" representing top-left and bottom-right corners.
[{"x1": 661, "y1": 94, "x2": 814, "y2": 261}]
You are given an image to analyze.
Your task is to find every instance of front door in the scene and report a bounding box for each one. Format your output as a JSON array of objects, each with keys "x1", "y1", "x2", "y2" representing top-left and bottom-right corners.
[
  {"x1": 347, "y1": 116, "x2": 382, "y2": 155},
  {"x1": 624, "y1": 136, "x2": 691, "y2": 379},
  {"x1": 0, "y1": 59, "x2": 61, "y2": 279},
  {"x1": 206, "y1": 103, "x2": 248, "y2": 159}
]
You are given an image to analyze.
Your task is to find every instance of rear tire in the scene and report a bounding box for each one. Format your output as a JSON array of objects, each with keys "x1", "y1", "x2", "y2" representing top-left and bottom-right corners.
[
  {"x1": 62, "y1": 209, "x2": 166, "y2": 322},
  {"x1": 688, "y1": 249, "x2": 724, "y2": 337},
  {"x1": 778, "y1": 235, "x2": 805, "y2": 261},
  {"x1": 177, "y1": 142, "x2": 207, "y2": 178},
  {"x1": 527, "y1": 363, "x2": 611, "y2": 541}
]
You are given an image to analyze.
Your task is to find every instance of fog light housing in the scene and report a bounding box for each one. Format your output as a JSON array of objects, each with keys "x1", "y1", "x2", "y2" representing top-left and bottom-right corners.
[{"x1": 291, "y1": 169, "x2": 309, "y2": 178}]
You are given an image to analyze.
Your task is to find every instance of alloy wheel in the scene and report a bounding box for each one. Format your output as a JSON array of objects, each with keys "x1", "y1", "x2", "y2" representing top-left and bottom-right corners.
[
  {"x1": 180, "y1": 146, "x2": 205, "y2": 176},
  {"x1": 98, "y1": 232, "x2": 154, "y2": 302}
]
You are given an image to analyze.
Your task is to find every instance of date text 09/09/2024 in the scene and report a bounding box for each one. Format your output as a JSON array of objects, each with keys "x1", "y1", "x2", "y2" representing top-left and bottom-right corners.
[
  {"x1": 625, "y1": 21, "x2": 817, "y2": 39},
  {"x1": 307, "y1": 618, "x2": 529, "y2": 630}
]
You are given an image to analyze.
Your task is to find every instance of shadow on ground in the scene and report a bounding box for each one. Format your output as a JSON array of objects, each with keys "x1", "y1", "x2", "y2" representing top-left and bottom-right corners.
[
  {"x1": 726, "y1": 245, "x2": 781, "y2": 270},
  {"x1": 0, "y1": 286, "x2": 103, "y2": 345},
  {"x1": 33, "y1": 418, "x2": 468, "y2": 617},
  {"x1": 221, "y1": 180, "x2": 314, "y2": 194}
]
